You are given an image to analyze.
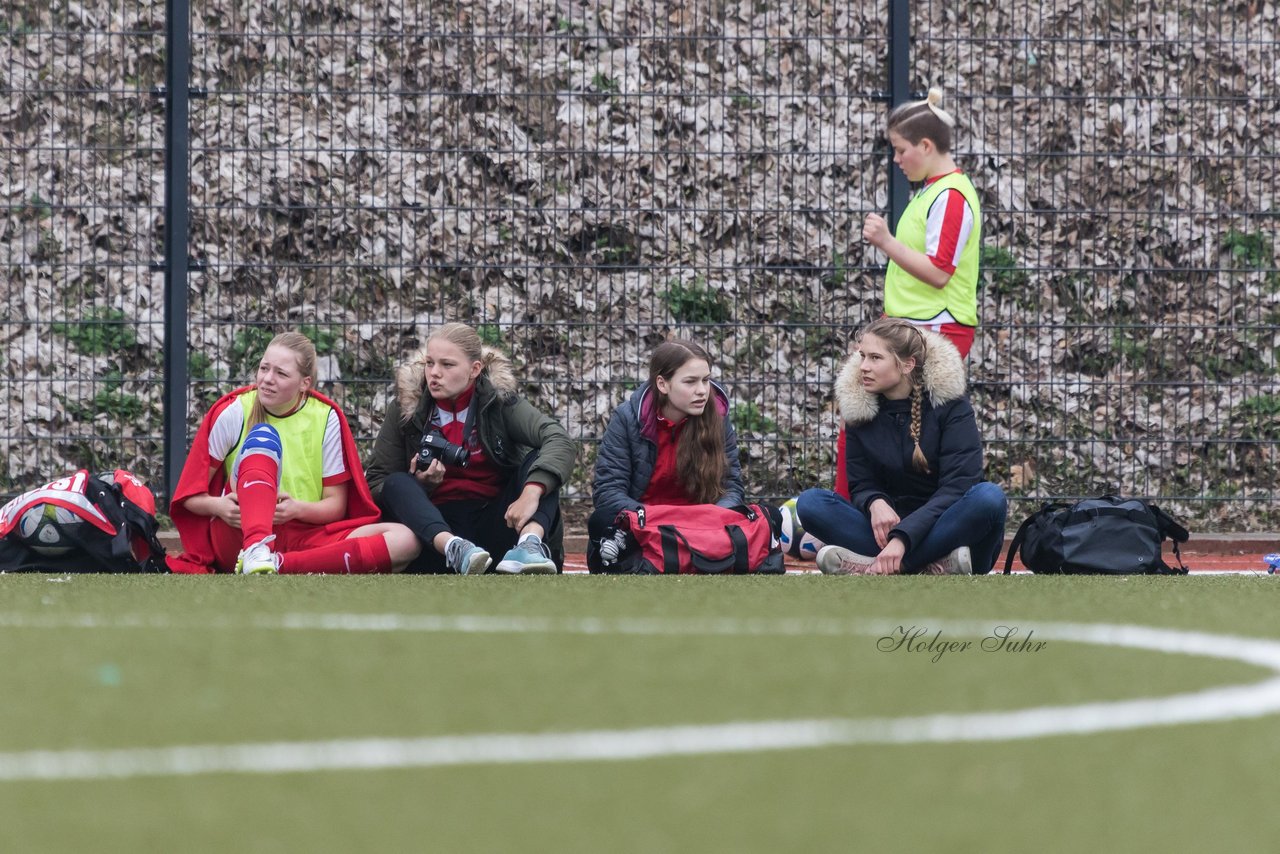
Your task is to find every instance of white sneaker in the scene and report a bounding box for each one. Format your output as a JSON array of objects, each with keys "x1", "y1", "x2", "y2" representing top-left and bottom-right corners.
[
  {"x1": 235, "y1": 535, "x2": 280, "y2": 575},
  {"x1": 921, "y1": 546, "x2": 973, "y2": 575},
  {"x1": 816, "y1": 545, "x2": 877, "y2": 575}
]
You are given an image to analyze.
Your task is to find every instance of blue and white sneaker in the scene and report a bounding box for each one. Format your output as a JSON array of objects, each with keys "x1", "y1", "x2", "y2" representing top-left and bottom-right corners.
[
  {"x1": 445, "y1": 536, "x2": 491, "y2": 575},
  {"x1": 1265, "y1": 553, "x2": 1280, "y2": 574},
  {"x1": 495, "y1": 536, "x2": 557, "y2": 574}
]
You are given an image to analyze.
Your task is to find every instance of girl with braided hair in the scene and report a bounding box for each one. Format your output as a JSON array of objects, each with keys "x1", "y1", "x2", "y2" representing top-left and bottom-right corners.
[{"x1": 796, "y1": 318, "x2": 1006, "y2": 575}]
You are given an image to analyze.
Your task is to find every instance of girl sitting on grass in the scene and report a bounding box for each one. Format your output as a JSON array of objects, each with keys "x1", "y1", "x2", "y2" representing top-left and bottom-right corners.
[
  {"x1": 364, "y1": 322, "x2": 578, "y2": 574},
  {"x1": 798, "y1": 318, "x2": 1006, "y2": 575},
  {"x1": 588, "y1": 338, "x2": 746, "y2": 572},
  {"x1": 170, "y1": 331, "x2": 420, "y2": 574}
]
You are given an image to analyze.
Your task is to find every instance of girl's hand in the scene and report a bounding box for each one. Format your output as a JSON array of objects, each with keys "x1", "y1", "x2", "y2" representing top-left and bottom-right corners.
[
  {"x1": 869, "y1": 498, "x2": 900, "y2": 549},
  {"x1": 411, "y1": 458, "x2": 446, "y2": 491},
  {"x1": 273, "y1": 491, "x2": 300, "y2": 524},
  {"x1": 863, "y1": 213, "x2": 891, "y2": 249},
  {"x1": 219, "y1": 493, "x2": 242, "y2": 528},
  {"x1": 504, "y1": 485, "x2": 543, "y2": 531},
  {"x1": 871, "y1": 537, "x2": 906, "y2": 575}
]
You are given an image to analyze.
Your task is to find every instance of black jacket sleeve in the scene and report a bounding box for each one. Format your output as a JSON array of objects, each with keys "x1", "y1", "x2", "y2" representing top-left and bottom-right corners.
[
  {"x1": 591, "y1": 406, "x2": 643, "y2": 520},
  {"x1": 717, "y1": 417, "x2": 746, "y2": 508}
]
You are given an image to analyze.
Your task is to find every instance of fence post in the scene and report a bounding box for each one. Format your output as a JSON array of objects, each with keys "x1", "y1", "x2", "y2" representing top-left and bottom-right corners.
[
  {"x1": 161, "y1": 0, "x2": 191, "y2": 508},
  {"x1": 886, "y1": 0, "x2": 911, "y2": 229}
]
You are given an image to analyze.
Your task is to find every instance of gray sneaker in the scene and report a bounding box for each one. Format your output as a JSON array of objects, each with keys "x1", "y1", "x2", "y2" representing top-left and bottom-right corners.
[
  {"x1": 445, "y1": 537, "x2": 491, "y2": 575},
  {"x1": 921, "y1": 546, "x2": 973, "y2": 575},
  {"x1": 494, "y1": 538, "x2": 557, "y2": 574},
  {"x1": 816, "y1": 545, "x2": 877, "y2": 575}
]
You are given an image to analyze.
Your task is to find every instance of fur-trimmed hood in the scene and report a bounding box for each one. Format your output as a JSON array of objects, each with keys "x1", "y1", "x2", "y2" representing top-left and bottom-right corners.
[
  {"x1": 833, "y1": 329, "x2": 967, "y2": 425},
  {"x1": 394, "y1": 344, "x2": 518, "y2": 421}
]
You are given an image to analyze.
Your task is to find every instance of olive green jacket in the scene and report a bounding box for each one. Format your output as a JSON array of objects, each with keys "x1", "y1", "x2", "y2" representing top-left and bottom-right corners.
[{"x1": 364, "y1": 346, "x2": 578, "y2": 501}]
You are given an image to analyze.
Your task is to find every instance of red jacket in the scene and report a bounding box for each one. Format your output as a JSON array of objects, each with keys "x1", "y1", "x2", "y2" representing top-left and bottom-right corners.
[{"x1": 168, "y1": 387, "x2": 380, "y2": 573}]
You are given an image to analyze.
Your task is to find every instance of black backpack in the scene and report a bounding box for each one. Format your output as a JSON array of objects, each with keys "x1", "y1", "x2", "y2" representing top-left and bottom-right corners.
[
  {"x1": 0, "y1": 470, "x2": 169, "y2": 574},
  {"x1": 1003, "y1": 495, "x2": 1189, "y2": 575}
]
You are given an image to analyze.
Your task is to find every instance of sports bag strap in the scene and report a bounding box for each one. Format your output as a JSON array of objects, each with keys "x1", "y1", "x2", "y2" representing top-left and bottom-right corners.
[
  {"x1": 1065, "y1": 505, "x2": 1149, "y2": 526},
  {"x1": 658, "y1": 525, "x2": 740, "y2": 574},
  {"x1": 118, "y1": 497, "x2": 169, "y2": 573},
  {"x1": 81, "y1": 476, "x2": 134, "y2": 561},
  {"x1": 1152, "y1": 540, "x2": 1190, "y2": 575},
  {"x1": 1146, "y1": 502, "x2": 1190, "y2": 575},
  {"x1": 1003, "y1": 502, "x2": 1068, "y2": 574},
  {"x1": 1002, "y1": 515, "x2": 1033, "y2": 575},
  {"x1": 659, "y1": 525, "x2": 681, "y2": 575},
  {"x1": 726, "y1": 525, "x2": 750, "y2": 574},
  {"x1": 1149, "y1": 503, "x2": 1190, "y2": 543}
]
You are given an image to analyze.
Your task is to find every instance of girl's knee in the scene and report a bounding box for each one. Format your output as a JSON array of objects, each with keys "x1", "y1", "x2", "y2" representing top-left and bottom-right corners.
[
  {"x1": 970, "y1": 481, "x2": 1008, "y2": 515},
  {"x1": 795, "y1": 488, "x2": 835, "y2": 518},
  {"x1": 385, "y1": 524, "x2": 422, "y2": 563},
  {"x1": 383, "y1": 470, "x2": 417, "y2": 491}
]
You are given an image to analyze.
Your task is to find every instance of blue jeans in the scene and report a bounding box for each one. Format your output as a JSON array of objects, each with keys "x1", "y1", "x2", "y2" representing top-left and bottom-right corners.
[{"x1": 796, "y1": 482, "x2": 1008, "y2": 573}]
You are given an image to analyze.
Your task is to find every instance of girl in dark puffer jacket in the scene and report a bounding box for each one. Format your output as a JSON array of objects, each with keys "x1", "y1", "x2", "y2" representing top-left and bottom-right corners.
[
  {"x1": 589, "y1": 339, "x2": 746, "y2": 572},
  {"x1": 798, "y1": 318, "x2": 1006, "y2": 575}
]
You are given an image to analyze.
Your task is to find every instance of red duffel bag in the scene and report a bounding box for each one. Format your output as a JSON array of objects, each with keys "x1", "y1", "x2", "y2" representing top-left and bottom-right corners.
[{"x1": 613, "y1": 503, "x2": 785, "y2": 575}]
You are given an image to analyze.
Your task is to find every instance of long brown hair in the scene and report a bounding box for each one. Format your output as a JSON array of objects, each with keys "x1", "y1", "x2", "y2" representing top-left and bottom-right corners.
[
  {"x1": 858, "y1": 318, "x2": 931, "y2": 474},
  {"x1": 648, "y1": 339, "x2": 726, "y2": 504},
  {"x1": 249, "y1": 331, "x2": 317, "y2": 426}
]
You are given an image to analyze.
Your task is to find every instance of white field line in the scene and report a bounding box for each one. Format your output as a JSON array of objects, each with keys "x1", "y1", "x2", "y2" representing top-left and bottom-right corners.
[{"x1": 1, "y1": 618, "x2": 1280, "y2": 781}]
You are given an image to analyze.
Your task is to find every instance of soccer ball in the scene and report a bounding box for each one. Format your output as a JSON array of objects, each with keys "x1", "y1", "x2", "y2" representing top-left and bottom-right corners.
[
  {"x1": 15, "y1": 503, "x2": 83, "y2": 556},
  {"x1": 778, "y1": 497, "x2": 824, "y2": 561}
]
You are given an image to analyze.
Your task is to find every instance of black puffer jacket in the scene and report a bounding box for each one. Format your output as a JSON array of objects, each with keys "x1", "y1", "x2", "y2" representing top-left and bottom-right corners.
[{"x1": 833, "y1": 331, "x2": 984, "y2": 550}]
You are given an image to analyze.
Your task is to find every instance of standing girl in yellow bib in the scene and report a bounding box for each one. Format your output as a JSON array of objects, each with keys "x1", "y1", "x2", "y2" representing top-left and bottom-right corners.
[
  {"x1": 863, "y1": 87, "x2": 982, "y2": 357},
  {"x1": 836, "y1": 88, "x2": 983, "y2": 499}
]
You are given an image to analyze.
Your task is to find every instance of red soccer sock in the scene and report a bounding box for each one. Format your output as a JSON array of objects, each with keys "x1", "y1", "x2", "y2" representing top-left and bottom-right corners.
[
  {"x1": 236, "y1": 454, "x2": 280, "y2": 547},
  {"x1": 278, "y1": 534, "x2": 392, "y2": 575}
]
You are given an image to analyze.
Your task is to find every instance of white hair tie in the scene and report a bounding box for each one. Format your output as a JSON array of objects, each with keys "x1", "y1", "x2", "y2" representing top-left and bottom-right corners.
[{"x1": 921, "y1": 87, "x2": 956, "y2": 128}]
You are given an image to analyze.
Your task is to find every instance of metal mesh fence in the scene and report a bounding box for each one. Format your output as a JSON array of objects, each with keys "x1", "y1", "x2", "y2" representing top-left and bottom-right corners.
[
  {"x1": 2, "y1": 1, "x2": 1277, "y2": 530},
  {"x1": 1, "y1": 2, "x2": 167, "y2": 490}
]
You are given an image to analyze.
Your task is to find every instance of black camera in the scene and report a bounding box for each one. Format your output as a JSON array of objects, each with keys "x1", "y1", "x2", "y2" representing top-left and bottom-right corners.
[{"x1": 416, "y1": 429, "x2": 469, "y2": 469}]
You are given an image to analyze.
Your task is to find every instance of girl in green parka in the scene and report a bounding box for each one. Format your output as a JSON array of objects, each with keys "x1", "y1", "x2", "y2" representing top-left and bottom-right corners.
[{"x1": 365, "y1": 323, "x2": 578, "y2": 574}]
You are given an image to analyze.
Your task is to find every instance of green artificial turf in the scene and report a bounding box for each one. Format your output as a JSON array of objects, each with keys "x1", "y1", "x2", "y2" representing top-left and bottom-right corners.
[{"x1": 0, "y1": 574, "x2": 1277, "y2": 853}]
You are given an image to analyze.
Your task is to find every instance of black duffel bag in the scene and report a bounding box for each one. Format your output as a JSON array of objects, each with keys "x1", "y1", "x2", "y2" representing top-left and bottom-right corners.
[{"x1": 1003, "y1": 495, "x2": 1189, "y2": 575}]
